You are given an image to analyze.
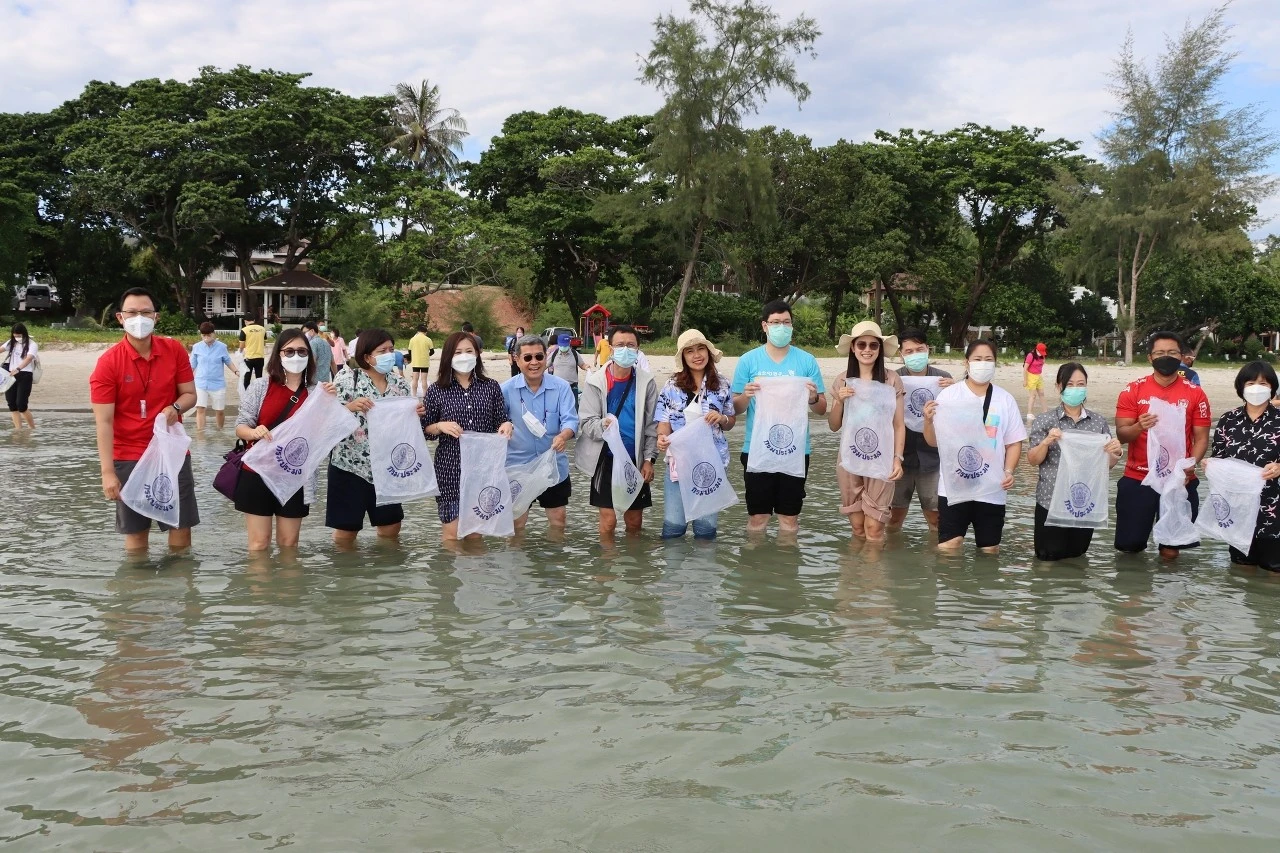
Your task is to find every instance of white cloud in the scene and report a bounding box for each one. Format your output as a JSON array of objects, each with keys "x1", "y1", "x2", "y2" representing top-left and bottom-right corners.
[{"x1": 2, "y1": 0, "x2": 1277, "y2": 233}]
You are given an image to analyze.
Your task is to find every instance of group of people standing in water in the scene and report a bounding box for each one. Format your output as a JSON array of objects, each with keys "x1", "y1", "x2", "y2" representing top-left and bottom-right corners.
[{"x1": 85, "y1": 287, "x2": 1280, "y2": 573}]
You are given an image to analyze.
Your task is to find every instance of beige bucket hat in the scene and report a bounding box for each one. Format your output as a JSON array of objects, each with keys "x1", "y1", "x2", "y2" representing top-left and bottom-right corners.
[
  {"x1": 675, "y1": 329, "x2": 723, "y2": 370},
  {"x1": 837, "y1": 320, "x2": 899, "y2": 358}
]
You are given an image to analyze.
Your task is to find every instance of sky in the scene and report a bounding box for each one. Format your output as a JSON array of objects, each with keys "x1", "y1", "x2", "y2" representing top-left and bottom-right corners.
[{"x1": 3, "y1": 0, "x2": 1278, "y2": 236}]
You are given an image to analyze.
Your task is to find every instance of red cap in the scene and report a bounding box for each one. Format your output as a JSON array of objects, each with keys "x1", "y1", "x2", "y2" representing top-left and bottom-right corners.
[{"x1": 1035, "y1": 342, "x2": 1047, "y2": 355}]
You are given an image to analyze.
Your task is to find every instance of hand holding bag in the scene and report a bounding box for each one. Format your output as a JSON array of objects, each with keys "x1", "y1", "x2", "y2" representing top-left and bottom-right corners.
[
  {"x1": 119, "y1": 414, "x2": 192, "y2": 527},
  {"x1": 213, "y1": 390, "x2": 303, "y2": 501}
]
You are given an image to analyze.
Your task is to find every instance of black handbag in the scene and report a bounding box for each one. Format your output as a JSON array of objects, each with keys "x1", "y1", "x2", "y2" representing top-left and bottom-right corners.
[
  {"x1": 591, "y1": 372, "x2": 635, "y2": 496},
  {"x1": 213, "y1": 389, "x2": 304, "y2": 500}
]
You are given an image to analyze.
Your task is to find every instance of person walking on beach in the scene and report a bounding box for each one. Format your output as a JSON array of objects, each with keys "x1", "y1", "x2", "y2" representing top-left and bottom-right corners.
[
  {"x1": 889, "y1": 328, "x2": 953, "y2": 531},
  {"x1": 1113, "y1": 331, "x2": 1211, "y2": 559},
  {"x1": 189, "y1": 322, "x2": 234, "y2": 430},
  {"x1": 2, "y1": 323, "x2": 38, "y2": 430},
  {"x1": 1024, "y1": 342, "x2": 1047, "y2": 421},
  {"x1": 501, "y1": 333, "x2": 578, "y2": 535},
  {"x1": 90, "y1": 287, "x2": 200, "y2": 552},
  {"x1": 408, "y1": 324, "x2": 435, "y2": 396},
  {"x1": 239, "y1": 314, "x2": 267, "y2": 390},
  {"x1": 546, "y1": 332, "x2": 589, "y2": 407},
  {"x1": 731, "y1": 300, "x2": 826, "y2": 536},
  {"x1": 303, "y1": 321, "x2": 333, "y2": 384}
]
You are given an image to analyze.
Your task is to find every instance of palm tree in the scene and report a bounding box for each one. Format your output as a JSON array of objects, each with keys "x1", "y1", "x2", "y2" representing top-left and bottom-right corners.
[{"x1": 387, "y1": 79, "x2": 469, "y2": 178}]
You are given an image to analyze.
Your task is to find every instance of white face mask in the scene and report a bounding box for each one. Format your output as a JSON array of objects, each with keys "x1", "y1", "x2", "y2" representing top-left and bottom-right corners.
[
  {"x1": 452, "y1": 353, "x2": 477, "y2": 373},
  {"x1": 123, "y1": 315, "x2": 155, "y2": 339},
  {"x1": 282, "y1": 354, "x2": 309, "y2": 374},
  {"x1": 521, "y1": 408, "x2": 548, "y2": 438},
  {"x1": 968, "y1": 361, "x2": 996, "y2": 383},
  {"x1": 1243, "y1": 385, "x2": 1272, "y2": 406}
]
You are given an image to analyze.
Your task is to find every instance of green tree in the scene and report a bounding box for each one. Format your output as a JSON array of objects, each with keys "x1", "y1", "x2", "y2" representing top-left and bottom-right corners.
[
  {"x1": 1072, "y1": 5, "x2": 1278, "y2": 362},
  {"x1": 640, "y1": 0, "x2": 820, "y2": 337},
  {"x1": 386, "y1": 79, "x2": 469, "y2": 177}
]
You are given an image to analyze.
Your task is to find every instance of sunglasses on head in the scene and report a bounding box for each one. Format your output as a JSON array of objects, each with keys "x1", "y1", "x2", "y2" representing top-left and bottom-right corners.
[
  {"x1": 279, "y1": 348, "x2": 310, "y2": 357},
  {"x1": 521, "y1": 353, "x2": 545, "y2": 362},
  {"x1": 854, "y1": 340, "x2": 880, "y2": 351}
]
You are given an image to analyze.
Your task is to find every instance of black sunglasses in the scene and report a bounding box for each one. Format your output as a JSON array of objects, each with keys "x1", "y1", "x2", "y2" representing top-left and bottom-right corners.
[
  {"x1": 521, "y1": 353, "x2": 545, "y2": 362},
  {"x1": 279, "y1": 348, "x2": 310, "y2": 357}
]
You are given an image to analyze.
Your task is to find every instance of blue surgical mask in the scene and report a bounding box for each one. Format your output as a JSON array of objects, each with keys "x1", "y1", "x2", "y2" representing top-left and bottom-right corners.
[
  {"x1": 766, "y1": 324, "x2": 793, "y2": 348},
  {"x1": 612, "y1": 346, "x2": 638, "y2": 368},
  {"x1": 1060, "y1": 387, "x2": 1087, "y2": 407},
  {"x1": 903, "y1": 352, "x2": 929, "y2": 372},
  {"x1": 373, "y1": 352, "x2": 396, "y2": 374}
]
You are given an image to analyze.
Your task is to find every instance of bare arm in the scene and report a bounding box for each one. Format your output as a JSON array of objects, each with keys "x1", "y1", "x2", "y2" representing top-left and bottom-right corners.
[
  {"x1": 1191, "y1": 424, "x2": 1210, "y2": 464},
  {"x1": 93, "y1": 403, "x2": 120, "y2": 500}
]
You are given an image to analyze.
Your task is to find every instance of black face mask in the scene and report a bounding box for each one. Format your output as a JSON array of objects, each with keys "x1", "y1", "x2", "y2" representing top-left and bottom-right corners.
[{"x1": 1152, "y1": 356, "x2": 1181, "y2": 377}]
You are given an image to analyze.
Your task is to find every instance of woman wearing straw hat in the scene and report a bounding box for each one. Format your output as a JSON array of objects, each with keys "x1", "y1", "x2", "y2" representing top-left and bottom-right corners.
[
  {"x1": 827, "y1": 321, "x2": 905, "y2": 541},
  {"x1": 655, "y1": 330, "x2": 737, "y2": 539}
]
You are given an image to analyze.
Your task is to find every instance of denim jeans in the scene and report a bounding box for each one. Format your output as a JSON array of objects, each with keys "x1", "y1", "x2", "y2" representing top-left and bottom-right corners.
[{"x1": 661, "y1": 471, "x2": 718, "y2": 539}]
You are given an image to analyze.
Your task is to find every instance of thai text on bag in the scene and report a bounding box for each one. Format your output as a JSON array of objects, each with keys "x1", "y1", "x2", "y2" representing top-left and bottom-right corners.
[
  {"x1": 1195, "y1": 457, "x2": 1265, "y2": 552},
  {"x1": 1141, "y1": 397, "x2": 1188, "y2": 492},
  {"x1": 458, "y1": 432, "x2": 516, "y2": 537},
  {"x1": 1045, "y1": 432, "x2": 1110, "y2": 529},
  {"x1": 935, "y1": 397, "x2": 1001, "y2": 504},
  {"x1": 839, "y1": 378, "x2": 896, "y2": 480},
  {"x1": 242, "y1": 391, "x2": 358, "y2": 504},
  {"x1": 746, "y1": 376, "x2": 809, "y2": 477},
  {"x1": 666, "y1": 417, "x2": 738, "y2": 520},
  {"x1": 368, "y1": 396, "x2": 439, "y2": 505},
  {"x1": 119, "y1": 414, "x2": 192, "y2": 527},
  {"x1": 901, "y1": 375, "x2": 941, "y2": 433}
]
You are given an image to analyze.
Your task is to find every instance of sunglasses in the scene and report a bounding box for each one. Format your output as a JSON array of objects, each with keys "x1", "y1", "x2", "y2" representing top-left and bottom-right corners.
[
  {"x1": 279, "y1": 348, "x2": 310, "y2": 357},
  {"x1": 521, "y1": 353, "x2": 545, "y2": 363},
  {"x1": 854, "y1": 340, "x2": 880, "y2": 351}
]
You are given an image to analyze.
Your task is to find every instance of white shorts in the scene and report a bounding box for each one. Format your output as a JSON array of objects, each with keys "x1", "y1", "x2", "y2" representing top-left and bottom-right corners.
[{"x1": 196, "y1": 387, "x2": 227, "y2": 411}]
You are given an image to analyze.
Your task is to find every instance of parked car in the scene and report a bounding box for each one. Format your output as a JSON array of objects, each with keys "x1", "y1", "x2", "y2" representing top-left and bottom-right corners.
[
  {"x1": 21, "y1": 283, "x2": 52, "y2": 311},
  {"x1": 541, "y1": 326, "x2": 582, "y2": 348}
]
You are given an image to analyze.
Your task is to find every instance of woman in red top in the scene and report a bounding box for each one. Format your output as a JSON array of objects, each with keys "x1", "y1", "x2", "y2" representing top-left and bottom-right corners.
[
  {"x1": 1024, "y1": 342, "x2": 1047, "y2": 421},
  {"x1": 234, "y1": 328, "x2": 326, "y2": 551}
]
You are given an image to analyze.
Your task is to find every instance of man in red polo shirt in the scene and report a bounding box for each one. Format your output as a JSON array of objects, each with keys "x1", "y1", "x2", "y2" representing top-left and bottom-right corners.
[
  {"x1": 1114, "y1": 330, "x2": 1211, "y2": 559},
  {"x1": 90, "y1": 287, "x2": 200, "y2": 551}
]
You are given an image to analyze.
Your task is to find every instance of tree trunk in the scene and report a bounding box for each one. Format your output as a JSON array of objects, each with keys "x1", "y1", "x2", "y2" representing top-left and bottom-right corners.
[
  {"x1": 826, "y1": 275, "x2": 846, "y2": 340},
  {"x1": 671, "y1": 219, "x2": 705, "y2": 339},
  {"x1": 882, "y1": 277, "x2": 906, "y2": 334},
  {"x1": 1123, "y1": 328, "x2": 1136, "y2": 365}
]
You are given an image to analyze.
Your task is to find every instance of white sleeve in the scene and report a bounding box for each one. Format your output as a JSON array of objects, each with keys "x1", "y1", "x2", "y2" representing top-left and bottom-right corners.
[{"x1": 1002, "y1": 394, "x2": 1028, "y2": 444}]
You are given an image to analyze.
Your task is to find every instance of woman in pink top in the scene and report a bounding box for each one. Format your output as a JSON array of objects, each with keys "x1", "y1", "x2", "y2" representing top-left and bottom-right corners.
[{"x1": 1024, "y1": 342, "x2": 1047, "y2": 421}]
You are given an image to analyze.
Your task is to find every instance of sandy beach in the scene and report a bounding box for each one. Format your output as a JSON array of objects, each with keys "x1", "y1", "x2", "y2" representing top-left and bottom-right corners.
[{"x1": 17, "y1": 340, "x2": 1248, "y2": 424}]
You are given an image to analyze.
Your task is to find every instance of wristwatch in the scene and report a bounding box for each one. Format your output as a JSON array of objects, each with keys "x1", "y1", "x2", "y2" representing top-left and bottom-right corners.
[{"x1": 171, "y1": 403, "x2": 182, "y2": 415}]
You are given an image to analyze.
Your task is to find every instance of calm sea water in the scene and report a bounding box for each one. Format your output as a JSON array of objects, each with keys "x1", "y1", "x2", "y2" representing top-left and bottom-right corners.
[{"x1": 2, "y1": 414, "x2": 1279, "y2": 851}]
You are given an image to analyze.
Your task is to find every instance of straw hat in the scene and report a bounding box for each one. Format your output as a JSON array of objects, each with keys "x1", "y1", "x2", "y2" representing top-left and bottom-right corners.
[
  {"x1": 675, "y1": 329, "x2": 723, "y2": 370},
  {"x1": 837, "y1": 320, "x2": 899, "y2": 358}
]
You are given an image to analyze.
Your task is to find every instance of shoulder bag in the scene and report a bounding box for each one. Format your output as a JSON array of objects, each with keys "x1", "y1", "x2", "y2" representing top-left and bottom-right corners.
[{"x1": 213, "y1": 389, "x2": 304, "y2": 500}]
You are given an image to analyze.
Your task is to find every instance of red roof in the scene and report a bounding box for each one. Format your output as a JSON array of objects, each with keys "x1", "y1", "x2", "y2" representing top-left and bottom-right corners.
[{"x1": 581, "y1": 303, "x2": 612, "y2": 317}]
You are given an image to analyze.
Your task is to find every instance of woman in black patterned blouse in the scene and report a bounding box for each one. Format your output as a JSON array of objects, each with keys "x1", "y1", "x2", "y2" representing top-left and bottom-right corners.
[
  {"x1": 422, "y1": 331, "x2": 513, "y2": 540},
  {"x1": 1210, "y1": 361, "x2": 1280, "y2": 571}
]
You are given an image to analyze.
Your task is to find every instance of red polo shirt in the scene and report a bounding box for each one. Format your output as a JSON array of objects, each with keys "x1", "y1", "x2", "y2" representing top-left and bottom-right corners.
[
  {"x1": 1115, "y1": 374, "x2": 1211, "y2": 481},
  {"x1": 89, "y1": 335, "x2": 195, "y2": 461}
]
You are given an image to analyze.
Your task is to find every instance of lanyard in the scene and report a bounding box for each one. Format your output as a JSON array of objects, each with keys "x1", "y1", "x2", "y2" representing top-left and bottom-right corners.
[{"x1": 519, "y1": 388, "x2": 548, "y2": 421}]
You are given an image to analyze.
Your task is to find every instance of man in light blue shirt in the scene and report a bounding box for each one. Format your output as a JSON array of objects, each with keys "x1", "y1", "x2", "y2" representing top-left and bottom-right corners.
[
  {"x1": 189, "y1": 321, "x2": 234, "y2": 430},
  {"x1": 732, "y1": 300, "x2": 826, "y2": 535},
  {"x1": 502, "y1": 334, "x2": 579, "y2": 534},
  {"x1": 303, "y1": 320, "x2": 333, "y2": 383}
]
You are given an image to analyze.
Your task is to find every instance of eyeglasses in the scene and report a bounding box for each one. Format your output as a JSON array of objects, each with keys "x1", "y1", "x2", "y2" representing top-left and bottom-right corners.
[
  {"x1": 765, "y1": 320, "x2": 793, "y2": 328},
  {"x1": 854, "y1": 340, "x2": 880, "y2": 351},
  {"x1": 119, "y1": 310, "x2": 157, "y2": 318},
  {"x1": 521, "y1": 353, "x2": 545, "y2": 363},
  {"x1": 279, "y1": 348, "x2": 310, "y2": 357}
]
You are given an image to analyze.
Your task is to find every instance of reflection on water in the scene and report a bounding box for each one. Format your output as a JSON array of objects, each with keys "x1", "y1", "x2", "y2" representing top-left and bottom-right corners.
[{"x1": 2, "y1": 414, "x2": 1280, "y2": 849}]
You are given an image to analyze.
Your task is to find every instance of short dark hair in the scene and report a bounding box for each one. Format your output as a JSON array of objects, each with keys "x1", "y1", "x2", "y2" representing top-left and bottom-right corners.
[
  {"x1": 1055, "y1": 361, "x2": 1088, "y2": 388},
  {"x1": 965, "y1": 338, "x2": 996, "y2": 359},
  {"x1": 1235, "y1": 360, "x2": 1279, "y2": 399},
  {"x1": 417, "y1": 323, "x2": 428, "y2": 333},
  {"x1": 435, "y1": 331, "x2": 487, "y2": 388},
  {"x1": 302, "y1": 320, "x2": 319, "y2": 333},
  {"x1": 353, "y1": 328, "x2": 393, "y2": 370},
  {"x1": 198, "y1": 321, "x2": 215, "y2": 335},
  {"x1": 461, "y1": 322, "x2": 475, "y2": 332},
  {"x1": 118, "y1": 287, "x2": 156, "y2": 311},
  {"x1": 607, "y1": 324, "x2": 638, "y2": 344},
  {"x1": 900, "y1": 327, "x2": 929, "y2": 346},
  {"x1": 266, "y1": 328, "x2": 316, "y2": 387},
  {"x1": 761, "y1": 300, "x2": 792, "y2": 322},
  {"x1": 1148, "y1": 330, "x2": 1184, "y2": 352}
]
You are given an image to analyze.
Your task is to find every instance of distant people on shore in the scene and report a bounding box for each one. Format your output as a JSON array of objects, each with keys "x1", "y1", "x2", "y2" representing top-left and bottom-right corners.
[
  {"x1": 408, "y1": 324, "x2": 435, "y2": 396},
  {"x1": 239, "y1": 314, "x2": 267, "y2": 390},
  {"x1": 1024, "y1": 342, "x2": 1047, "y2": 421},
  {"x1": 303, "y1": 321, "x2": 333, "y2": 384}
]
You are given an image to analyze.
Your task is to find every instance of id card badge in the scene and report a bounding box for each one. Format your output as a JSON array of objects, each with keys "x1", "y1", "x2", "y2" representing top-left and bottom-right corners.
[
  {"x1": 522, "y1": 408, "x2": 548, "y2": 439},
  {"x1": 140, "y1": 399, "x2": 147, "y2": 419}
]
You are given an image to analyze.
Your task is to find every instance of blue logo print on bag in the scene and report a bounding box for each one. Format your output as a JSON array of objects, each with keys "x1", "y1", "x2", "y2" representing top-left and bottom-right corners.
[
  {"x1": 691, "y1": 461, "x2": 722, "y2": 496},
  {"x1": 275, "y1": 437, "x2": 310, "y2": 476},
  {"x1": 908, "y1": 387, "x2": 933, "y2": 418},
  {"x1": 1064, "y1": 482, "x2": 1096, "y2": 518},
  {"x1": 474, "y1": 485, "x2": 506, "y2": 520},
  {"x1": 956, "y1": 445, "x2": 989, "y2": 480},
  {"x1": 144, "y1": 473, "x2": 175, "y2": 512},
  {"x1": 851, "y1": 427, "x2": 881, "y2": 461},
  {"x1": 1211, "y1": 494, "x2": 1234, "y2": 528},
  {"x1": 387, "y1": 442, "x2": 422, "y2": 478},
  {"x1": 765, "y1": 424, "x2": 796, "y2": 455}
]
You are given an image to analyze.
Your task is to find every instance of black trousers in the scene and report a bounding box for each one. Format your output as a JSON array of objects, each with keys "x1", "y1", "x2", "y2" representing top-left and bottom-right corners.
[
  {"x1": 5, "y1": 371, "x2": 33, "y2": 412},
  {"x1": 1114, "y1": 476, "x2": 1200, "y2": 552},
  {"x1": 1034, "y1": 503, "x2": 1095, "y2": 561}
]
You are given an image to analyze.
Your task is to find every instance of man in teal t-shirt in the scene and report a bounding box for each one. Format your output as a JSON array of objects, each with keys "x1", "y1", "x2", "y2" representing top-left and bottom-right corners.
[{"x1": 732, "y1": 300, "x2": 826, "y2": 534}]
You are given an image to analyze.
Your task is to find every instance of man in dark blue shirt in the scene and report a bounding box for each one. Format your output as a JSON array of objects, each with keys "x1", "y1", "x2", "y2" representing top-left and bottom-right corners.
[{"x1": 1179, "y1": 347, "x2": 1201, "y2": 387}]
